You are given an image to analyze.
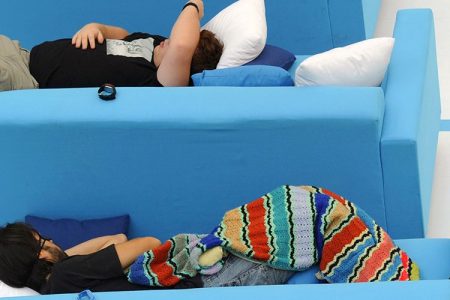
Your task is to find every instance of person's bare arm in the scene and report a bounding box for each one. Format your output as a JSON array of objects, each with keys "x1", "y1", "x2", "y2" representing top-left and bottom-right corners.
[
  {"x1": 114, "y1": 237, "x2": 162, "y2": 269},
  {"x1": 157, "y1": 0, "x2": 204, "y2": 86},
  {"x1": 72, "y1": 23, "x2": 129, "y2": 49},
  {"x1": 65, "y1": 233, "x2": 128, "y2": 256}
]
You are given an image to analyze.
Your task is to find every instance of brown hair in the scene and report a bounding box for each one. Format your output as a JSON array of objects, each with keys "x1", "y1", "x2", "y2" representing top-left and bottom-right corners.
[{"x1": 190, "y1": 30, "x2": 224, "y2": 75}]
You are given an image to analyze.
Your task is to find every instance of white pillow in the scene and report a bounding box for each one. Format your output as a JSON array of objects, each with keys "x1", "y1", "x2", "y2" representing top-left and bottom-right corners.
[
  {"x1": 0, "y1": 280, "x2": 40, "y2": 297},
  {"x1": 295, "y1": 37, "x2": 395, "y2": 87},
  {"x1": 202, "y1": 0, "x2": 267, "y2": 69}
]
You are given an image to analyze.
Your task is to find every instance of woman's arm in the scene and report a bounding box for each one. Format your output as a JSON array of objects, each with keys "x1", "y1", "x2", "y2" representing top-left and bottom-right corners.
[
  {"x1": 65, "y1": 233, "x2": 128, "y2": 256},
  {"x1": 71, "y1": 22, "x2": 129, "y2": 49}
]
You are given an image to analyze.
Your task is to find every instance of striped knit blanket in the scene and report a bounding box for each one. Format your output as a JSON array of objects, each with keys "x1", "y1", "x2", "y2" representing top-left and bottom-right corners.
[{"x1": 127, "y1": 185, "x2": 419, "y2": 286}]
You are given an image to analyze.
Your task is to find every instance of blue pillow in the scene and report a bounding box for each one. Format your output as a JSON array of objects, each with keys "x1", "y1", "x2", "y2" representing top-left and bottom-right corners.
[
  {"x1": 244, "y1": 44, "x2": 296, "y2": 70},
  {"x1": 25, "y1": 215, "x2": 130, "y2": 250},
  {"x1": 191, "y1": 65, "x2": 294, "y2": 87}
]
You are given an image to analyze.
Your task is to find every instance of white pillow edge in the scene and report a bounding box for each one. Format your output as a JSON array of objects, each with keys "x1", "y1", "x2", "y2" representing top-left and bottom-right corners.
[
  {"x1": 0, "y1": 280, "x2": 40, "y2": 297},
  {"x1": 295, "y1": 37, "x2": 395, "y2": 87},
  {"x1": 202, "y1": 0, "x2": 267, "y2": 69}
]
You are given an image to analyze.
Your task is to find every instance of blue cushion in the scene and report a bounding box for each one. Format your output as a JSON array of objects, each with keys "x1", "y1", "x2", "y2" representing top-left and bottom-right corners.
[
  {"x1": 25, "y1": 215, "x2": 130, "y2": 250},
  {"x1": 244, "y1": 44, "x2": 296, "y2": 70},
  {"x1": 191, "y1": 65, "x2": 294, "y2": 87}
]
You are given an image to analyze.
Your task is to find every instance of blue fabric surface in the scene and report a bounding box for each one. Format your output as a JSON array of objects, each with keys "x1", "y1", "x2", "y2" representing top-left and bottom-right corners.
[
  {"x1": 0, "y1": 0, "x2": 378, "y2": 54},
  {"x1": 191, "y1": 66, "x2": 294, "y2": 87},
  {"x1": 25, "y1": 215, "x2": 129, "y2": 249},
  {"x1": 0, "y1": 9, "x2": 439, "y2": 240},
  {"x1": 0, "y1": 86, "x2": 385, "y2": 240},
  {"x1": 394, "y1": 239, "x2": 450, "y2": 280},
  {"x1": 441, "y1": 120, "x2": 450, "y2": 131},
  {"x1": 244, "y1": 45, "x2": 296, "y2": 70},
  {"x1": 328, "y1": 0, "x2": 366, "y2": 47},
  {"x1": 14, "y1": 279, "x2": 450, "y2": 300},
  {"x1": 362, "y1": 0, "x2": 382, "y2": 38},
  {"x1": 287, "y1": 55, "x2": 309, "y2": 79},
  {"x1": 381, "y1": 9, "x2": 441, "y2": 238}
]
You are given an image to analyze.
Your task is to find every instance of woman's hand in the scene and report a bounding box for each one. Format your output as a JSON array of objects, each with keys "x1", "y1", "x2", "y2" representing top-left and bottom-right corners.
[{"x1": 72, "y1": 23, "x2": 105, "y2": 50}]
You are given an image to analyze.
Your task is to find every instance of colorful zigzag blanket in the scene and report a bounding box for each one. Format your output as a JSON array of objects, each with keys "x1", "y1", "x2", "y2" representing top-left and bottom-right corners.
[{"x1": 127, "y1": 185, "x2": 419, "y2": 286}]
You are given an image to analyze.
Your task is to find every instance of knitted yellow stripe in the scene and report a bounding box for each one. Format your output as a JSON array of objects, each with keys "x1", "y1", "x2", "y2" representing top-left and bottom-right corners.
[
  {"x1": 221, "y1": 208, "x2": 248, "y2": 254},
  {"x1": 323, "y1": 202, "x2": 353, "y2": 240},
  {"x1": 410, "y1": 262, "x2": 420, "y2": 280}
]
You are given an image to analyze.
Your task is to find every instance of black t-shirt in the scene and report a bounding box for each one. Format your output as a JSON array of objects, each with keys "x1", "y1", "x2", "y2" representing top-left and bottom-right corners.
[
  {"x1": 41, "y1": 245, "x2": 203, "y2": 294},
  {"x1": 30, "y1": 33, "x2": 166, "y2": 88}
]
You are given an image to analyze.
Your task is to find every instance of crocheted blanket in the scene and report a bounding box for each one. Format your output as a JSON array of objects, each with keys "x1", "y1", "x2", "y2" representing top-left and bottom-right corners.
[{"x1": 127, "y1": 185, "x2": 419, "y2": 286}]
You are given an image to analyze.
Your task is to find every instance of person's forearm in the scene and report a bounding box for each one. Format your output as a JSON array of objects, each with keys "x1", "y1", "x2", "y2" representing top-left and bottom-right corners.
[
  {"x1": 115, "y1": 237, "x2": 162, "y2": 269},
  {"x1": 72, "y1": 22, "x2": 130, "y2": 49},
  {"x1": 98, "y1": 23, "x2": 129, "y2": 39},
  {"x1": 65, "y1": 234, "x2": 127, "y2": 256},
  {"x1": 156, "y1": 2, "x2": 203, "y2": 86},
  {"x1": 169, "y1": 5, "x2": 201, "y2": 54}
]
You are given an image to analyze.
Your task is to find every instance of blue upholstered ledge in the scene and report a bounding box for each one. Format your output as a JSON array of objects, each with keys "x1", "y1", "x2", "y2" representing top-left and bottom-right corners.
[{"x1": 10, "y1": 280, "x2": 450, "y2": 300}]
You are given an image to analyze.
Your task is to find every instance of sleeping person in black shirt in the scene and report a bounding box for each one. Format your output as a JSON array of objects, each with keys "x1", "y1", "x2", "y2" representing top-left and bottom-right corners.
[
  {"x1": 0, "y1": 223, "x2": 295, "y2": 294},
  {"x1": 1, "y1": 0, "x2": 223, "y2": 90}
]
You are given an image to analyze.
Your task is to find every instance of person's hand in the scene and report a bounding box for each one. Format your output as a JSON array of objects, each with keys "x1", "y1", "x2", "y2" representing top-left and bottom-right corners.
[
  {"x1": 72, "y1": 23, "x2": 105, "y2": 50},
  {"x1": 187, "y1": 0, "x2": 204, "y2": 20}
]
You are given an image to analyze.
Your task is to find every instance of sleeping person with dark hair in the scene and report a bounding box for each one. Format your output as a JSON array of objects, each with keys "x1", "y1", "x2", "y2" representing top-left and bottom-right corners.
[
  {"x1": 0, "y1": 223, "x2": 294, "y2": 294},
  {"x1": 0, "y1": 185, "x2": 421, "y2": 294},
  {"x1": 0, "y1": 0, "x2": 223, "y2": 91}
]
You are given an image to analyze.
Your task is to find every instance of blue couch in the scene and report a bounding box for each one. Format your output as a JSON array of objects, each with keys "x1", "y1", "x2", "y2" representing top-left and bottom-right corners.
[
  {"x1": 0, "y1": 0, "x2": 448, "y2": 299},
  {"x1": 0, "y1": 0, "x2": 440, "y2": 239}
]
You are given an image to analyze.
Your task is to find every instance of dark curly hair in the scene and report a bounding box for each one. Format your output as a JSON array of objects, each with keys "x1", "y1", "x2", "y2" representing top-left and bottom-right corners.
[{"x1": 190, "y1": 29, "x2": 224, "y2": 75}]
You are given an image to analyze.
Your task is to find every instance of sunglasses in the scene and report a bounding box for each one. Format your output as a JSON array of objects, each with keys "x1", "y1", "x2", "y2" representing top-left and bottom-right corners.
[{"x1": 36, "y1": 233, "x2": 51, "y2": 259}]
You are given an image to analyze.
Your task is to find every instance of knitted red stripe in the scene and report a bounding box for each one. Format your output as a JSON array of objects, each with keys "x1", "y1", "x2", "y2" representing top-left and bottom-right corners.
[
  {"x1": 354, "y1": 230, "x2": 394, "y2": 282},
  {"x1": 321, "y1": 188, "x2": 347, "y2": 205},
  {"x1": 399, "y1": 251, "x2": 411, "y2": 281},
  {"x1": 320, "y1": 216, "x2": 367, "y2": 272},
  {"x1": 148, "y1": 240, "x2": 180, "y2": 286},
  {"x1": 246, "y1": 197, "x2": 270, "y2": 261}
]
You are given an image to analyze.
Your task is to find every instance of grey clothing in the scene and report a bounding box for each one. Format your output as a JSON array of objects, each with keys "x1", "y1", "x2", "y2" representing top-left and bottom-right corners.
[{"x1": 0, "y1": 35, "x2": 38, "y2": 91}]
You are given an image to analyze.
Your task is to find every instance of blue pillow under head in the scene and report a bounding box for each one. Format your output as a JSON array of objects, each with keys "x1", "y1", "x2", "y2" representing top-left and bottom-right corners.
[
  {"x1": 25, "y1": 215, "x2": 130, "y2": 250},
  {"x1": 244, "y1": 44, "x2": 296, "y2": 70},
  {"x1": 191, "y1": 65, "x2": 294, "y2": 87}
]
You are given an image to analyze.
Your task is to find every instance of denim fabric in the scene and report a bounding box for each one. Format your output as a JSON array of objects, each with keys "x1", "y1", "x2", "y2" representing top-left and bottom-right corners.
[{"x1": 201, "y1": 254, "x2": 296, "y2": 287}]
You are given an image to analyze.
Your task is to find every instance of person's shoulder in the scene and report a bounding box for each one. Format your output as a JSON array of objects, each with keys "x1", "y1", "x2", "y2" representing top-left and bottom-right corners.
[
  {"x1": 42, "y1": 259, "x2": 74, "y2": 294},
  {"x1": 49, "y1": 256, "x2": 75, "y2": 276}
]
